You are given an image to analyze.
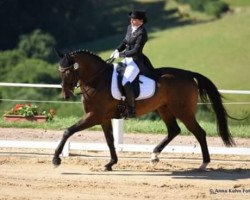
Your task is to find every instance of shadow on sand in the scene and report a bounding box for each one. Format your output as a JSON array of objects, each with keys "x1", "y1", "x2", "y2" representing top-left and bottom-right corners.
[{"x1": 61, "y1": 168, "x2": 250, "y2": 181}]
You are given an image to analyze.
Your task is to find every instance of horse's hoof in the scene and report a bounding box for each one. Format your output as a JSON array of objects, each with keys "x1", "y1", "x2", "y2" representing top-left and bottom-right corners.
[
  {"x1": 150, "y1": 158, "x2": 160, "y2": 166},
  {"x1": 199, "y1": 162, "x2": 209, "y2": 170},
  {"x1": 150, "y1": 153, "x2": 160, "y2": 166},
  {"x1": 103, "y1": 165, "x2": 112, "y2": 171},
  {"x1": 52, "y1": 157, "x2": 61, "y2": 167}
]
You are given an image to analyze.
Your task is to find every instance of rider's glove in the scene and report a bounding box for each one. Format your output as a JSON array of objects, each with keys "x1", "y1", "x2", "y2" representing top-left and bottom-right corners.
[{"x1": 110, "y1": 49, "x2": 119, "y2": 59}]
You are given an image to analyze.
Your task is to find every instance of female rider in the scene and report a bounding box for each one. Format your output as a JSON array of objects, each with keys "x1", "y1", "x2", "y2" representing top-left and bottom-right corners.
[{"x1": 111, "y1": 10, "x2": 154, "y2": 118}]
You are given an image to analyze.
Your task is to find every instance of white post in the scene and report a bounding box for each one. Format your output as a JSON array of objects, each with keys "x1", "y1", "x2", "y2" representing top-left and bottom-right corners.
[{"x1": 112, "y1": 119, "x2": 124, "y2": 146}]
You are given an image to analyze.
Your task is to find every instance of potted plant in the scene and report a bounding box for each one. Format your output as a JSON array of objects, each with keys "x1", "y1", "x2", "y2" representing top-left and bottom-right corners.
[{"x1": 3, "y1": 104, "x2": 55, "y2": 122}]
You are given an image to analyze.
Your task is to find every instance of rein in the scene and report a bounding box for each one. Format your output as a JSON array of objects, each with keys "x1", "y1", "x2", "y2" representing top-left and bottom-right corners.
[{"x1": 59, "y1": 57, "x2": 114, "y2": 97}]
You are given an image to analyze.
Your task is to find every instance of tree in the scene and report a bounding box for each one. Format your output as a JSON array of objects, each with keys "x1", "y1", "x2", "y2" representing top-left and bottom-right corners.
[
  {"x1": 17, "y1": 29, "x2": 56, "y2": 62},
  {"x1": 0, "y1": 49, "x2": 25, "y2": 80}
]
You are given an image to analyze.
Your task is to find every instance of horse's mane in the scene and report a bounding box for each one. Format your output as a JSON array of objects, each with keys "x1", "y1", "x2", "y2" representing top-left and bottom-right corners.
[{"x1": 69, "y1": 49, "x2": 108, "y2": 65}]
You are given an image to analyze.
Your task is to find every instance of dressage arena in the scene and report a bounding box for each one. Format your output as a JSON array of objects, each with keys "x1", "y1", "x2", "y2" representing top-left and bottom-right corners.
[{"x1": 0, "y1": 128, "x2": 249, "y2": 200}]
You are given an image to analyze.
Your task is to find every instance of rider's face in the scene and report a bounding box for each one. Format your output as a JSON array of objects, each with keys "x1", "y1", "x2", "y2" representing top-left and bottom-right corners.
[{"x1": 130, "y1": 18, "x2": 143, "y2": 27}]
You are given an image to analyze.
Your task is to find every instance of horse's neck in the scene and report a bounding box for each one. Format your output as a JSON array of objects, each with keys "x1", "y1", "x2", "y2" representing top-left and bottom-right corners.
[{"x1": 76, "y1": 56, "x2": 108, "y2": 84}]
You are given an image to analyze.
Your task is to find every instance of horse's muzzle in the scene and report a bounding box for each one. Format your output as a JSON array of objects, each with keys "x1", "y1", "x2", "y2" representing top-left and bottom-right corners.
[
  {"x1": 62, "y1": 90, "x2": 74, "y2": 100},
  {"x1": 63, "y1": 95, "x2": 71, "y2": 100}
]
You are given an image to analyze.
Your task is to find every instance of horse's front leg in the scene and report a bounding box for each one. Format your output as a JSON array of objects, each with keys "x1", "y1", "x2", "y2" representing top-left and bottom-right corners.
[
  {"x1": 52, "y1": 113, "x2": 96, "y2": 167},
  {"x1": 102, "y1": 120, "x2": 118, "y2": 171}
]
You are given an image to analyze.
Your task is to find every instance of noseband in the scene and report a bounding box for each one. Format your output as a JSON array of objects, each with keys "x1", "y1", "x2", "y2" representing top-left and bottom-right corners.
[{"x1": 59, "y1": 64, "x2": 79, "y2": 91}]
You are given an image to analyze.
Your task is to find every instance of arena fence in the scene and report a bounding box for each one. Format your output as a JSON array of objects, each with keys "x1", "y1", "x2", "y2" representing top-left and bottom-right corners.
[
  {"x1": 0, "y1": 139, "x2": 249, "y2": 157},
  {"x1": 0, "y1": 82, "x2": 249, "y2": 157}
]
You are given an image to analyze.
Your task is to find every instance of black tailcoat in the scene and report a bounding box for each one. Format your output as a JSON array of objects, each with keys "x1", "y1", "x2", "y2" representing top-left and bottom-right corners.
[{"x1": 117, "y1": 25, "x2": 156, "y2": 79}]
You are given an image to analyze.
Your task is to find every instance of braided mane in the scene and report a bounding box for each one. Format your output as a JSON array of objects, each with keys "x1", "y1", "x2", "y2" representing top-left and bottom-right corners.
[{"x1": 69, "y1": 49, "x2": 107, "y2": 65}]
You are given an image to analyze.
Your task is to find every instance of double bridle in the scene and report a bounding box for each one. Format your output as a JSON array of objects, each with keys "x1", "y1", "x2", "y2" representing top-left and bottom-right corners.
[{"x1": 59, "y1": 57, "x2": 114, "y2": 97}]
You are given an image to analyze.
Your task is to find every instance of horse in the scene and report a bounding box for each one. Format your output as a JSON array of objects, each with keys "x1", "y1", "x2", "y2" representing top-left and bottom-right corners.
[{"x1": 53, "y1": 49, "x2": 235, "y2": 171}]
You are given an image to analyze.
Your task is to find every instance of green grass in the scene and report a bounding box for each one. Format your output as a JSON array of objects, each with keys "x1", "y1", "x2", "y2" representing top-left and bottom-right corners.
[
  {"x1": 125, "y1": 119, "x2": 250, "y2": 138},
  {"x1": 0, "y1": 117, "x2": 249, "y2": 138},
  {"x1": 0, "y1": 116, "x2": 79, "y2": 130},
  {"x1": 225, "y1": 0, "x2": 250, "y2": 7}
]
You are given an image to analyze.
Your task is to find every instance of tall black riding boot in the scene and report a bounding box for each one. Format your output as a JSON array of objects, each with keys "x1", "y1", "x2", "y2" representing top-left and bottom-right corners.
[{"x1": 124, "y1": 82, "x2": 136, "y2": 118}]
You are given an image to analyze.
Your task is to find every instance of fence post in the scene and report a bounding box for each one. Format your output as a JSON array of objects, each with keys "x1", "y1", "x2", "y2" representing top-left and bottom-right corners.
[{"x1": 112, "y1": 119, "x2": 124, "y2": 147}]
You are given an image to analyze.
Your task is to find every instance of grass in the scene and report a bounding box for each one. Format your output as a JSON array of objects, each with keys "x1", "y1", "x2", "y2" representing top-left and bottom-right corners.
[
  {"x1": 225, "y1": 0, "x2": 250, "y2": 7},
  {"x1": 0, "y1": 117, "x2": 249, "y2": 138}
]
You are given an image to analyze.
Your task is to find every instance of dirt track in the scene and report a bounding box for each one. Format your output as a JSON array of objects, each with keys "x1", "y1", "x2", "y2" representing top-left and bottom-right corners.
[{"x1": 0, "y1": 128, "x2": 249, "y2": 200}]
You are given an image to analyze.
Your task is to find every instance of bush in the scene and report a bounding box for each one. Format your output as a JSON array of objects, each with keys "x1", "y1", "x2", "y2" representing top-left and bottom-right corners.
[
  {"x1": 1, "y1": 58, "x2": 60, "y2": 103},
  {"x1": 185, "y1": 0, "x2": 229, "y2": 18},
  {"x1": 204, "y1": 1, "x2": 229, "y2": 18},
  {"x1": 175, "y1": 0, "x2": 191, "y2": 4},
  {"x1": 190, "y1": 0, "x2": 207, "y2": 12},
  {"x1": 4, "y1": 58, "x2": 58, "y2": 84},
  {"x1": 0, "y1": 49, "x2": 25, "y2": 66}
]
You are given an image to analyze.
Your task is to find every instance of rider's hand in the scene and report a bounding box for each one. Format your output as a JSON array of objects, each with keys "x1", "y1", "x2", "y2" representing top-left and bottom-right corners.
[{"x1": 110, "y1": 49, "x2": 119, "y2": 59}]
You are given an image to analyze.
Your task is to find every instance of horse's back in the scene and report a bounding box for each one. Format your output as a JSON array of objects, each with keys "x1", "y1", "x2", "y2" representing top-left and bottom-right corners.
[{"x1": 155, "y1": 67, "x2": 194, "y2": 79}]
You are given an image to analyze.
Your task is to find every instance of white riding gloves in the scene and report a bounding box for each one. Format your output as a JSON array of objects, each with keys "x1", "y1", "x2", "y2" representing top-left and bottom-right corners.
[{"x1": 110, "y1": 49, "x2": 119, "y2": 59}]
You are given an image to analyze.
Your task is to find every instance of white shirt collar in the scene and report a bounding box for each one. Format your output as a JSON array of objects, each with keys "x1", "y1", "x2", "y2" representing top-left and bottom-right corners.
[{"x1": 131, "y1": 25, "x2": 142, "y2": 33}]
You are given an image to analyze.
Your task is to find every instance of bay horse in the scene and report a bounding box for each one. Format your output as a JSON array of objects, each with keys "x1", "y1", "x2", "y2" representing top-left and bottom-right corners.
[{"x1": 53, "y1": 49, "x2": 235, "y2": 171}]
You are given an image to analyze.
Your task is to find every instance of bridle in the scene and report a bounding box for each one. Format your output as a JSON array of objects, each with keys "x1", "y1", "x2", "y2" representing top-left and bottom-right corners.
[
  {"x1": 58, "y1": 57, "x2": 115, "y2": 97},
  {"x1": 59, "y1": 64, "x2": 79, "y2": 94}
]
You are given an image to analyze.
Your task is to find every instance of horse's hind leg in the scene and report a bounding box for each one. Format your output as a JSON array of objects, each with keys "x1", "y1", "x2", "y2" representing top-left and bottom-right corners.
[
  {"x1": 151, "y1": 106, "x2": 181, "y2": 164},
  {"x1": 181, "y1": 117, "x2": 210, "y2": 170}
]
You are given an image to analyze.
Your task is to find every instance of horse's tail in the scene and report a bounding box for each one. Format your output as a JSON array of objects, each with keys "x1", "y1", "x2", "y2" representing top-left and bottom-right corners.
[{"x1": 192, "y1": 72, "x2": 235, "y2": 147}]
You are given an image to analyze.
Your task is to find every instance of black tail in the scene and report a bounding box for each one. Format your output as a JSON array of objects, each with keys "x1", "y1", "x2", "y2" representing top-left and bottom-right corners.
[{"x1": 193, "y1": 72, "x2": 235, "y2": 146}]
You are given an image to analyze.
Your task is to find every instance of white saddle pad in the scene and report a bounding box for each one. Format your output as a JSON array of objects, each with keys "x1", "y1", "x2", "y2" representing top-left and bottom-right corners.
[{"x1": 111, "y1": 64, "x2": 156, "y2": 100}]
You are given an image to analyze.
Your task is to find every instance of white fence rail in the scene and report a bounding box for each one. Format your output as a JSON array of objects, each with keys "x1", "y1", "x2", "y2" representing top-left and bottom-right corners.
[
  {"x1": 1, "y1": 140, "x2": 250, "y2": 157},
  {"x1": 0, "y1": 82, "x2": 62, "y2": 88},
  {"x1": 0, "y1": 82, "x2": 249, "y2": 156},
  {"x1": 1, "y1": 82, "x2": 250, "y2": 94}
]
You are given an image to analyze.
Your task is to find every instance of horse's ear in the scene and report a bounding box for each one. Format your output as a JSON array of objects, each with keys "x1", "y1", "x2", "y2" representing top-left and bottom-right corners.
[{"x1": 54, "y1": 48, "x2": 64, "y2": 58}]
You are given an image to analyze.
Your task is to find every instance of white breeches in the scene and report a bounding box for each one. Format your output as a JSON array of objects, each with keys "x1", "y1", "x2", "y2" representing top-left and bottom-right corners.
[{"x1": 121, "y1": 57, "x2": 140, "y2": 86}]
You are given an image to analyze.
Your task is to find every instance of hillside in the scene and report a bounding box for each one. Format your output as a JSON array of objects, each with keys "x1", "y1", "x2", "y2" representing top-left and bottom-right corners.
[
  {"x1": 98, "y1": 2, "x2": 250, "y2": 91},
  {"x1": 85, "y1": 1, "x2": 249, "y2": 116}
]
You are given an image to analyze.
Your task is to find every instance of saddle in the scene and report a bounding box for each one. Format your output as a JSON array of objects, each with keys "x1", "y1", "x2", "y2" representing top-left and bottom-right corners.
[
  {"x1": 111, "y1": 63, "x2": 156, "y2": 101},
  {"x1": 116, "y1": 62, "x2": 140, "y2": 98}
]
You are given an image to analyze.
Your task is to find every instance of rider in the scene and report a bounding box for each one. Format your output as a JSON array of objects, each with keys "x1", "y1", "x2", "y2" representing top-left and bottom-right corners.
[{"x1": 110, "y1": 10, "x2": 155, "y2": 118}]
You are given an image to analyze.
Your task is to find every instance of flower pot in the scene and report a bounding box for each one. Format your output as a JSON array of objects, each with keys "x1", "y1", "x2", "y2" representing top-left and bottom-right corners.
[{"x1": 3, "y1": 115, "x2": 47, "y2": 123}]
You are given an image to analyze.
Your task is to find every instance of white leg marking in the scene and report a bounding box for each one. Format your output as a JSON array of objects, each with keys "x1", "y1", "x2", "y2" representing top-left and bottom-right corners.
[
  {"x1": 199, "y1": 162, "x2": 209, "y2": 170},
  {"x1": 150, "y1": 152, "x2": 160, "y2": 166}
]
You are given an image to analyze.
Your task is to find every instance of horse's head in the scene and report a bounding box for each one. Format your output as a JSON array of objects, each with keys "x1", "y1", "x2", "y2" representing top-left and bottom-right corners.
[
  {"x1": 55, "y1": 48, "x2": 79, "y2": 100},
  {"x1": 55, "y1": 48, "x2": 111, "y2": 99}
]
